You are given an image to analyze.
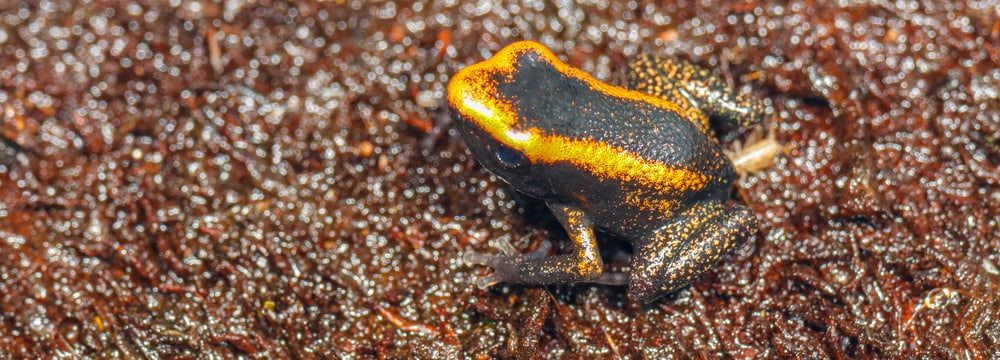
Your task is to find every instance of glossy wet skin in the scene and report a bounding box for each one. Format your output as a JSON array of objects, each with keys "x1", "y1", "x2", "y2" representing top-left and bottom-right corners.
[{"x1": 448, "y1": 41, "x2": 764, "y2": 302}]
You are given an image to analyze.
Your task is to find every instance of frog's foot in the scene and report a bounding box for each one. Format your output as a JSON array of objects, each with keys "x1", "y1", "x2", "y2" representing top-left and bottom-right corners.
[
  {"x1": 463, "y1": 238, "x2": 553, "y2": 289},
  {"x1": 464, "y1": 204, "x2": 605, "y2": 290}
]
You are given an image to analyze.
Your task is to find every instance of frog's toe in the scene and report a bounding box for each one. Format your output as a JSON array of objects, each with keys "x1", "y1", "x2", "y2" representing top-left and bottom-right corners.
[
  {"x1": 464, "y1": 252, "x2": 520, "y2": 288},
  {"x1": 522, "y1": 239, "x2": 552, "y2": 260},
  {"x1": 461, "y1": 237, "x2": 524, "y2": 266},
  {"x1": 466, "y1": 237, "x2": 550, "y2": 265},
  {"x1": 495, "y1": 236, "x2": 518, "y2": 256},
  {"x1": 474, "y1": 274, "x2": 500, "y2": 289},
  {"x1": 462, "y1": 251, "x2": 494, "y2": 266},
  {"x1": 462, "y1": 251, "x2": 506, "y2": 288},
  {"x1": 462, "y1": 243, "x2": 522, "y2": 286}
]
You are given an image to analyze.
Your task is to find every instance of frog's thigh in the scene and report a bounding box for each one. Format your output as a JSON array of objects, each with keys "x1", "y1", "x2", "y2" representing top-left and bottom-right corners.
[
  {"x1": 628, "y1": 54, "x2": 765, "y2": 129},
  {"x1": 629, "y1": 203, "x2": 755, "y2": 302},
  {"x1": 489, "y1": 203, "x2": 604, "y2": 285}
]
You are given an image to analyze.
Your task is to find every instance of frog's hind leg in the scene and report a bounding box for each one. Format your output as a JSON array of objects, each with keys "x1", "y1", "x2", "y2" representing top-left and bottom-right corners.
[
  {"x1": 627, "y1": 54, "x2": 765, "y2": 131},
  {"x1": 464, "y1": 204, "x2": 604, "y2": 289},
  {"x1": 628, "y1": 202, "x2": 755, "y2": 302}
]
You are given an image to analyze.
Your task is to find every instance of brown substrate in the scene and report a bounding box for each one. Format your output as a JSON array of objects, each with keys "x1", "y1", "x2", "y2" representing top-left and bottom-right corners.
[{"x1": 0, "y1": 1, "x2": 997, "y2": 358}]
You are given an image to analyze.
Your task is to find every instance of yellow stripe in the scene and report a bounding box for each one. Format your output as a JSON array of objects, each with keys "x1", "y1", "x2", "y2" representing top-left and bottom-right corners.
[
  {"x1": 525, "y1": 129, "x2": 708, "y2": 192},
  {"x1": 448, "y1": 41, "x2": 708, "y2": 193}
]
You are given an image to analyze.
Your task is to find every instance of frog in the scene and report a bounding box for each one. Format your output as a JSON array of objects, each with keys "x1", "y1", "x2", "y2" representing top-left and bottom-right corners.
[{"x1": 447, "y1": 41, "x2": 764, "y2": 302}]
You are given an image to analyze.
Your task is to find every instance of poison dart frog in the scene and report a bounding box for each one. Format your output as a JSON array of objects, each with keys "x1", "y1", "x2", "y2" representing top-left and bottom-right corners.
[{"x1": 447, "y1": 41, "x2": 764, "y2": 302}]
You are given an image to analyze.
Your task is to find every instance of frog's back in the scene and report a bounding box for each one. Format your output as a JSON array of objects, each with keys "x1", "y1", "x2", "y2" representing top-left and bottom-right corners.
[{"x1": 493, "y1": 50, "x2": 735, "y2": 199}]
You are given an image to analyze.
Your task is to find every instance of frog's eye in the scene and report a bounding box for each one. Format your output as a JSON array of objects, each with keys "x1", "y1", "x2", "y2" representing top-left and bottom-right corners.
[{"x1": 495, "y1": 143, "x2": 529, "y2": 168}]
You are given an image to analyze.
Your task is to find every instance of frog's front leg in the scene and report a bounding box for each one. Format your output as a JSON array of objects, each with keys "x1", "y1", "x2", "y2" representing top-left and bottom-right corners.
[
  {"x1": 628, "y1": 202, "x2": 756, "y2": 302},
  {"x1": 464, "y1": 204, "x2": 604, "y2": 289}
]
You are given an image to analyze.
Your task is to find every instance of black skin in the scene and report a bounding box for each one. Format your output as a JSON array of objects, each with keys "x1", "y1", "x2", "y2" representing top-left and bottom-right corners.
[{"x1": 450, "y1": 42, "x2": 764, "y2": 303}]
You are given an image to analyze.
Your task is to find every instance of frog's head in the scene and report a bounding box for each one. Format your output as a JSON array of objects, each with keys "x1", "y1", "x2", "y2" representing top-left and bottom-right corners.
[
  {"x1": 446, "y1": 41, "x2": 562, "y2": 198},
  {"x1": 451, "y1": 117, "x2": 550, "y2": 199}
]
